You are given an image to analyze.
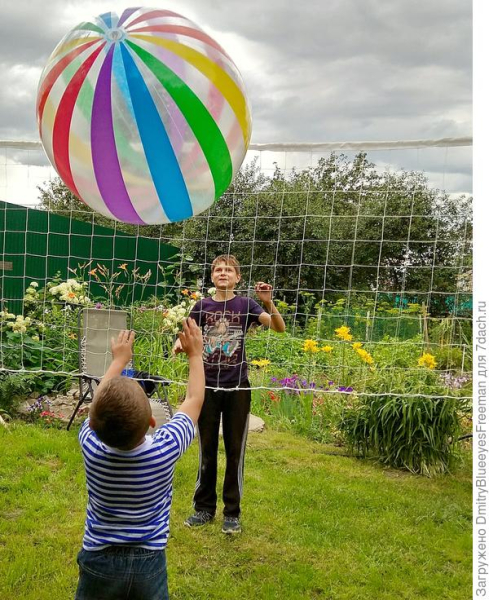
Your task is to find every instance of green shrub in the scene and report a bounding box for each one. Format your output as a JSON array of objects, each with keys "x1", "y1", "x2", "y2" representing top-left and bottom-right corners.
[
  {"x1": 338, "y1": 393, "x2": 468, "y2": 476},
  {"x1": 0, "y1": 373, "x2": 37, "y2": 415}
]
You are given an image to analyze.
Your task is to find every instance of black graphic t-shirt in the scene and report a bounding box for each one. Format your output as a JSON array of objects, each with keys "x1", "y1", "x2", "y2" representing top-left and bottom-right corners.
[{"x1": 189, "y1": 295, "x2": 264, "y2": 387}]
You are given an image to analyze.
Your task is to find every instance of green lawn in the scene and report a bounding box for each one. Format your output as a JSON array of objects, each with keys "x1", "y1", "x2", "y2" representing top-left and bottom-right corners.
[{"x1": 0, "y1": 423, "x2": 471, "y2": 600}]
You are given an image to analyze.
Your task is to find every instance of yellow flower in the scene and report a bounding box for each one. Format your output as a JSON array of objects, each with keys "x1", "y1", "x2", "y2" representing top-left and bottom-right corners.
[
  {"x1": 181, "y1": 289, "x2": 190, "y2": 296},
  {"x1": 356, "y1": 348, "x2": 374, "y2": 365},
  {"x1": 335, "y1": 326, "x2": 353, "y2": 341},
  {"x1": 418, "y1": 353, "x2": 437, "y2": 369},
  {"x1": 303, "y1": 339, "x2": 320, "y2": 353},
  {"x1": 320, "y1": 345, "x2": 333, "y2": 353},
  {"x1": 68, "y1": 333, "x2": 77, "y2": 340},
  {"x1": 118, "y1": 263, "x2": 128, "y2": 271},
  {"x1": 352, "y1": 342, "x2": 363, "y2": 350},
  {"x1": 251, "y1": 359, "x2": 271, "y2": 368}
]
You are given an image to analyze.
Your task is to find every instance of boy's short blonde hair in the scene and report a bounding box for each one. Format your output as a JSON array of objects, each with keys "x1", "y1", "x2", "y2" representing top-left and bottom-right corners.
[
  {"x1": 211, "y1": 254, "x2": 241, "y2": 276},
  {"x1": 89, "y1": 377, "x2": 151, "y2": 450}
]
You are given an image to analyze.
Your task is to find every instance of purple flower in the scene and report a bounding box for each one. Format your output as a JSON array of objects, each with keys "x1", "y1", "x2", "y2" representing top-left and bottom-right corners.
[
  {"x1": 274, "y1": 374, "x2": 319, "y2": 395},
  {"x1": 337, "y1": 386, "x2": 354, "y2": 393},
  {"x1": 440, "y1": 372, "x2": 470, "y2": 390},
  {"x1": 95, "y1": 302, "x2": 103, "y2": 309},
  {"x1": 27, "y1": 396, "x2": 49, "y2": 412}
]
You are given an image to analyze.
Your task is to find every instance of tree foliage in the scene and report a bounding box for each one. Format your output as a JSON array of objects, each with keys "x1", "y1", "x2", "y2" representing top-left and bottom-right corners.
[
  {"x1": 179, "y1": 154, "x2": 472, "y2": 314},
  {"x1": 37, "y1": 153, "x2": 472, "y2": 315}
]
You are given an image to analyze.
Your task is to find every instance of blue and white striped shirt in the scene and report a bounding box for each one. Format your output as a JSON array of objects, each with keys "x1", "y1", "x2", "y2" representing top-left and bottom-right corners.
[{"x1": 79, "y1": 412, "x2": 195, "y2": 551}]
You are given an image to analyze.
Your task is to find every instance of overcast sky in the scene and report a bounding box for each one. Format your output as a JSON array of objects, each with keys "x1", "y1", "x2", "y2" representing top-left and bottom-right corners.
[{"x1": 0, "y1": 0, "x2": 472, "y2": 202}]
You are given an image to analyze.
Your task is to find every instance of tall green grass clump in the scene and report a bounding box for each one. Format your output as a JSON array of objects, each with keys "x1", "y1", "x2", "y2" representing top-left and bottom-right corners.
[{"x1": 339, "y1": 393, "x2": 467, "y2": 476}]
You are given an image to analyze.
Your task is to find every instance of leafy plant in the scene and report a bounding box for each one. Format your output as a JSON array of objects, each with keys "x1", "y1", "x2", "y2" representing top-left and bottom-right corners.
[
  {"x1": 338, "y1": 393, "x2": 468, "y2": 476},
  {"x1": 0, "y1": 372, "x2": 37, "y2": 415}
]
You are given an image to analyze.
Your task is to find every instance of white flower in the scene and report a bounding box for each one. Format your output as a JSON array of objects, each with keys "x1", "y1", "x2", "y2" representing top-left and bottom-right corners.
[
  {"x1": 31, "y1": 335, "x2": 40, "y2": 342},
  {"x1": 208, "y1": 287, "x2": 216, "y2": 296},
  {"x1": 29, "y1": 282, "x2": 39, "y2": 288}
]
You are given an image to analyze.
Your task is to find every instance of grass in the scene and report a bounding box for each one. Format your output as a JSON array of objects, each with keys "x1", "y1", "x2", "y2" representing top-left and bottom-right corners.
[{"x1": 0, "y1": 422, "x2": 471, "y2": 600}]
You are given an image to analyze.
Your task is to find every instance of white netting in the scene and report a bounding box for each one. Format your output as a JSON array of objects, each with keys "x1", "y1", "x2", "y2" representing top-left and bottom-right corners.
[{"x1": 0, "y1": 138, "x2": 472, "y2": 407}]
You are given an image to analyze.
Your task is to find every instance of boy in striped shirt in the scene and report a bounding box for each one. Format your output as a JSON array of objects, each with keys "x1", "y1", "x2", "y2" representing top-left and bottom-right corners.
[{"x1": 75, "y1": 319, "x2": 204, "y2": 600}]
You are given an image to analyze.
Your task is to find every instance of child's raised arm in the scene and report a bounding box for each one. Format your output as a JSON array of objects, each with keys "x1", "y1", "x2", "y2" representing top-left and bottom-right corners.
[
  {"x1": 104, "y1": 330, "x2": 135, "y2": 380},
  {"x1": 255, "y1": 282, "x2": 286, "y2": 333}
]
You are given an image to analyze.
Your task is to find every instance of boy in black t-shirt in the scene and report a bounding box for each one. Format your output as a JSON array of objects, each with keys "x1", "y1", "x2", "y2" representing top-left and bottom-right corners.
[{"x1": 174, "y1": 254, "x2": 286, "y2": 533}]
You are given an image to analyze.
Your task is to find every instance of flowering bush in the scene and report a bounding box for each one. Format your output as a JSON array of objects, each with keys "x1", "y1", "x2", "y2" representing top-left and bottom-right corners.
[
  {"x1": 24, "y1": 396, "x2": 65, "y2": 428},
  {"x1": 24, "y1": 276, "x2": 91, "y2": 310},
  {"x1": 0, "y1": 306, "x2": 47, "y2": 343},
  {"x1": 159, "y1": 290, "x2": 201, "y2": 334},
  {"x1": 88, "y1": 263, "x2": 152, "y2": 306},
  {"x1": 303, "y1": 339, "x2": 320, "y2": 353},
  {"x1": 418, "y1": 352, "x2": 437, "y2": 369},
  {"x1": 48, "y1": 279, "x2": 90, "y2": 305},
  {"x1": 335, "y1": 325, "x2": 353, "y2": 342}
]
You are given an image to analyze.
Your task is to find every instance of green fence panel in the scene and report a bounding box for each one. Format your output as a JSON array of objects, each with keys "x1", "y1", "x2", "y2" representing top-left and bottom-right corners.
[{"x1": 0, "y1": 201, "x2": 178, "y2": 314}]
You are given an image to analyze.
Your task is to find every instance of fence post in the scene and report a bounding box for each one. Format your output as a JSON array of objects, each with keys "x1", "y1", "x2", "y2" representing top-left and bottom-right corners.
[{"x1": 421, "y1": 303, "x2": 430, "y2": 349}]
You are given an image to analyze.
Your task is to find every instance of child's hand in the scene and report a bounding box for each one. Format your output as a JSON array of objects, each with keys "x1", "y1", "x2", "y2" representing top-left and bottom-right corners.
[
  {"x1": 172, "y1": 337, "x2": 184, "y2": 355},
  {"x1": 177, "y1": 318, "x2": 203, "y2": 358},
  {"x1": 111, "y1": 329, "x2": 135, "y2": 366},
  {"x1": 254, "y1": 282, "x2": 273, "y2": 303}
]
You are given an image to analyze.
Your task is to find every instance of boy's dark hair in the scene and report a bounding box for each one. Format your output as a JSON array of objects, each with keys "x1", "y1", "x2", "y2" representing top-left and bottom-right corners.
[
  {"x1": 211, "y1": 254, "x2": 241, "y2": 276},
  {"x1": 89, "y1": 377, "x2": 151, "y2": 450}
]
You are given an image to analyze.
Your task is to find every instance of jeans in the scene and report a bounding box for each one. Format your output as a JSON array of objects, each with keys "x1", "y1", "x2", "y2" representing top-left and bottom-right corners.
[
  {"x1": 194, "y1": 381, "x2": 251, "y2": 518},
  {"x1": 75, "y1": 547, "x2": 168, "y2": 600}
]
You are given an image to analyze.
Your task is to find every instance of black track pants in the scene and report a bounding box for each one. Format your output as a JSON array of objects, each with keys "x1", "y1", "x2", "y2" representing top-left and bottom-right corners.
[{"x1": 193, "y1": 382, "x2": 251, "y2": 518}]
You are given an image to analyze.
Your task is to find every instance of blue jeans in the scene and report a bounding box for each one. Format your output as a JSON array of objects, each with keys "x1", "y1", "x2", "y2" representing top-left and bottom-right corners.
[{"x1": 75, "y1": 547, "x2": 168, "y2": 600}]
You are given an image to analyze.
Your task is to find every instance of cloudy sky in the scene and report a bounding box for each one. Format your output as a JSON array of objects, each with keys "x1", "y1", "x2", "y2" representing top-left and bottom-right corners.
[{"x1": 0, "y1": 0, "x2": 472, "y2": 204}]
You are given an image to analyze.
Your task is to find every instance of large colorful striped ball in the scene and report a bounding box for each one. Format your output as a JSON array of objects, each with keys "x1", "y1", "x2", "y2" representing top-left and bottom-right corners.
[{"x1": 36, "y1": 8, "x2": 252, "y2": 225}]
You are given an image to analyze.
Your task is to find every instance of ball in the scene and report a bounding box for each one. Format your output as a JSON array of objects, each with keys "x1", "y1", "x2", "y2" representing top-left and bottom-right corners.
[{"x1": 36, "y1": 8, "x2": 252, "y2": 225}]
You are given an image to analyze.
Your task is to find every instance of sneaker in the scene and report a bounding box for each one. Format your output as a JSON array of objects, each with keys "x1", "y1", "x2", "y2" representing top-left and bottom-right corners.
[
  {"x1": 184, "y1": 511, "x2": 214, "y2": 528},
  {"x1": 222, "y1": 516, "x2": 241, "y2": 534}
]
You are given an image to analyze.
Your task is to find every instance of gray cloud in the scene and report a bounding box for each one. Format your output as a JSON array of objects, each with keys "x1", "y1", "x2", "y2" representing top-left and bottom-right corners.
[{"x1": 0, "y1": 0, "x2": 472, "y2": 195}]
